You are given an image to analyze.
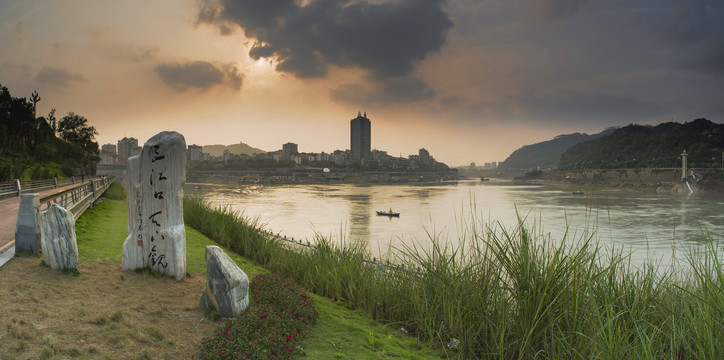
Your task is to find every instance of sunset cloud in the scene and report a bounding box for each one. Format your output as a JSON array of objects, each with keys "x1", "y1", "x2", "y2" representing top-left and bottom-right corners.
[
  {"x1": 198, "y1": 0, "x2": 452, "y2": 102},
  {"x1": 155, "y1": 61, "x2": 242, "y2": 90},
  {"x1": 1, "y1": 0, "x2": 722, "y2": 165},
  {"x1": 33, "y1": 67, "x2": 87, "y2": 90}
]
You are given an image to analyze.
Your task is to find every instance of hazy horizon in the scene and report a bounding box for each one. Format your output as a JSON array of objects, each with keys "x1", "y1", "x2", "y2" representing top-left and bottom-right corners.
[{"x1": 1, "y1": 0, "x2": 722, "y2": 166}]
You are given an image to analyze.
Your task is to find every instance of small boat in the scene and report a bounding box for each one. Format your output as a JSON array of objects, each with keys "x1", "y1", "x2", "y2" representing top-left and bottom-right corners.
[
  {"x1": 480, "y1": 177, "x2": 490, "y2": 181},
  {"x1": 572, "y1": 191, "x2": 584, "y2": 195},
  {"x1": 376, "y1": 210, "x2": 400, "y2": 217}
]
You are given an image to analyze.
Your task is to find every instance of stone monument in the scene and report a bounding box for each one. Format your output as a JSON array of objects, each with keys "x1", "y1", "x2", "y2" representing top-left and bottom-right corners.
[
  {"x1": 199, "y1": 246, "x2": 249, "y2": 318},
  {"x1": 15, "y1": 193, "x2": 41, "y2": 253},
  {"x1": 121, "y1": 131, "x2": 186, "y2": 279},
  {"x1": 40, "y1": 204, "x2": 79, "y2": 270}
]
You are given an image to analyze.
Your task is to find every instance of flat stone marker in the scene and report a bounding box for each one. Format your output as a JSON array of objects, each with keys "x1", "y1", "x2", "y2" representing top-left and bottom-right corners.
[
  {"x1": 15, "y1": 193, "x2": 41, "y2": 253},
  {"x1": 200, "y1": 246, "x2": 249, "y2": 318},
  {"x1": 40, "y1": 204, "x2": 79, "y2": 270},
  {"x1": 122, "y1": 131, "x2": 187, "y2": 279}
]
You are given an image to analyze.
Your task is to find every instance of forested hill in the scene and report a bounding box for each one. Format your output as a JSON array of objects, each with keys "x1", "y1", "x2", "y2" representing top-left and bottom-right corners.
[
  {"x1": 497, "y1": 129, "x2": 616, "y2": 171},
  {"x1": 559, "y1": 118, "x2": 724, "y2": 170}
]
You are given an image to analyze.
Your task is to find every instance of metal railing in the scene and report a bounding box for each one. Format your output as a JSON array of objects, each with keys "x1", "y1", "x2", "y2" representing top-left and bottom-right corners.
[
  {"x1": 0, "y1": 176, "x2": 96, "y2": 199},
  {"x1": 38, "y1": 176, "x2": 114, "y2": 219}
]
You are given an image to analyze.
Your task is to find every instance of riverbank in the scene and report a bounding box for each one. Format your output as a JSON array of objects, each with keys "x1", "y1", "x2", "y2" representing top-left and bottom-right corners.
[
  {"x1": 519, "y1": 168, "x2": 724, "y2": 194},
  {"x1": 185, "y1": 196, "x2": 724, "y2": 359},
  {"x1": 0, "y1": 187, "x2": 447, "y2": 360},
  {"x1": 188, "y1": 169, "x2": 459, "y2": 185}
]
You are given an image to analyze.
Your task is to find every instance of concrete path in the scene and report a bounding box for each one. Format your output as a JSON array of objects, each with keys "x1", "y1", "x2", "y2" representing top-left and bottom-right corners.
[{"x1": 0, "y1": 184, "x2": 80, "y2": 267}]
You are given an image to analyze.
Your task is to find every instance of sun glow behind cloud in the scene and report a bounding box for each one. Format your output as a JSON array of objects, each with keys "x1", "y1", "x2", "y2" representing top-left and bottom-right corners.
[{"x1": 0, "y1": 0, "x2": 721, "y2": 165}]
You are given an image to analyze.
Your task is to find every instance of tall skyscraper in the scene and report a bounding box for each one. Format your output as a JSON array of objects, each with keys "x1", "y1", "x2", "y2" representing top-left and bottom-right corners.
[
  {"x1": 117, "y1": 137, "x2": 138, "y2": 160},
  {"x1": 282, "y1": 142, "x2": 298, "y2": 160},
  {"x1": 350, "y1": 111, "x2": 371, "y2": 163}
]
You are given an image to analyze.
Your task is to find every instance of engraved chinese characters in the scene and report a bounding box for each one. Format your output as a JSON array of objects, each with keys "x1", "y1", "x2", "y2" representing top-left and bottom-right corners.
[{"x1": 121, "y1": 131, "x2": 187, "y2": 279}]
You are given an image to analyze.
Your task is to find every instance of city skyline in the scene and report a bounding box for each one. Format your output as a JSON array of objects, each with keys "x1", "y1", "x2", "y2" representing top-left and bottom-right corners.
[{"x1": 1, "y1": 1, "x2": 722, "y2": 166}]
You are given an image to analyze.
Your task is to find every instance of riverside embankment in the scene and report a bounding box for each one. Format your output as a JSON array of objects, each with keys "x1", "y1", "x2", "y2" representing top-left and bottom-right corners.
[
  {"x1": 184, "y1": 195, "x2": 724, "y2": 359},
  {"x1": 537, "y1": 167, "x2": 724, "y2": 193}
]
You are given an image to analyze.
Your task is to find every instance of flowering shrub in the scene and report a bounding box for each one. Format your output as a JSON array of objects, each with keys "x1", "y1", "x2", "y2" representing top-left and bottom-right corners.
[{"x1": 195, "y1": 273, "x2": 318, "y2": 359}]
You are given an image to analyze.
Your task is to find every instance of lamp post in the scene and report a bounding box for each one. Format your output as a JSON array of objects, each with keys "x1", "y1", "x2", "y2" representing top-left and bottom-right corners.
[{"x1": 681, "y1": 150, "x2": 688, "y2": 180}]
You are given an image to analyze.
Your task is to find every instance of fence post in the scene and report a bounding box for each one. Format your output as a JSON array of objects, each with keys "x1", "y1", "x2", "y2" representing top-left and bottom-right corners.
[{"x1": 15, "y1": 193, "x2": 40, "y2": 253}]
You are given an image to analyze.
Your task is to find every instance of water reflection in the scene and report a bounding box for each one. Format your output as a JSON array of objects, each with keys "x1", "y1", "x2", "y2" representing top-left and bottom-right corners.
[
  {"x1": 187, "y1": 180, "x2": 724, "y2": 268},
  {"x1": 347, "y1": 188, "x2": 371, "y2": 245}
]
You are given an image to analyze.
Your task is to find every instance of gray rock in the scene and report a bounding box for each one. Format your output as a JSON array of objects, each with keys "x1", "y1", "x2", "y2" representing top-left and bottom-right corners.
[
  {"x1": 121, "y1": 131, "x2": 187, "y2": 279},
  {"x1": 15, "y1": 193, "x2": 40, "y2": 253},
  {"x1": 40, "y1": 204, "x2": 79, "y2": 270},
  {"x1": 200, "y1": 246, "x2": 249, "y2": 318},
  {"x1": 122, "y1": 156, "x2": 145, "y2": 270}
]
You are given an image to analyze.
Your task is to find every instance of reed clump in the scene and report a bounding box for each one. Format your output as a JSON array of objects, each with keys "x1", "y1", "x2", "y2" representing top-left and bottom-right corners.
[{"x1": 184, "y1": 196, "x2": 724, "y2": 359}]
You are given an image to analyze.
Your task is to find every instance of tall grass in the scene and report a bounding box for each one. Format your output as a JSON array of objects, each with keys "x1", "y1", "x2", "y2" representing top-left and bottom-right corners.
[{"x1": 184, "y1": 196, "x2": 724, "y2": 359}]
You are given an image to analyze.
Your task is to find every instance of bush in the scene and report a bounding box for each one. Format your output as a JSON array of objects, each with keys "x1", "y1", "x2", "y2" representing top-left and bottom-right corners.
[{"x1": 196, "y1": 274, "x2": 318, "y2": 359}]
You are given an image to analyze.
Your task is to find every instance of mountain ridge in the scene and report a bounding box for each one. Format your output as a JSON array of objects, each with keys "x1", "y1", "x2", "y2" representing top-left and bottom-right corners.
[{"x1": 201, "y1": 142, "x2": 267, "y2": 157}]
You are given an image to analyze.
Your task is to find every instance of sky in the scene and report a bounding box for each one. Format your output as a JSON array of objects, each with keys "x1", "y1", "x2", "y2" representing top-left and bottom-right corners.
[{"x1": 1, "y1": 0, "x2": 722, "y2": 166}]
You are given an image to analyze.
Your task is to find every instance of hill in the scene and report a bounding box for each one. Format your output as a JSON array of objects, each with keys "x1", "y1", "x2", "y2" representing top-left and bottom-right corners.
[
  {"x1": 559, "y1": 118, "x2": 724, "y2": 170},
  {"x1": 497, "y1": 128, "x2": 616, "y2": 171},
  {"x1": 202, "y1": 142, "x2": 266, "y2": 157}
]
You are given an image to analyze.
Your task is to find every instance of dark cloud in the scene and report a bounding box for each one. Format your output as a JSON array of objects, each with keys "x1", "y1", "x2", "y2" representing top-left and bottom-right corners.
[
  {"x1": 460, "y1": 90, "x2": 668, "y2": 126},
  {"x1": 197, "y1": 0, "x2": 453, "y2": 79},
  {"x1": 34, "y1": 67, "x2": 87, "y2": 89},
  {"x1": 331, "y1": 75, "x2": 436, "y2": 106},
  {"x1": 510, "y1": 90, "x2": 669, "y2": 124},
  {"x1": 439, "y1": 96, "x2": 461, "y2": 106},
  {"x1": 155, "y1": 61, "x2": 242, "y2": 90},
  {"x1": 656, "y1": 0, "x2": 710, "y2": 45},
  {"x1": 651, "y1": 0, "x2": 724, "y2": 75},
  {"x1": 675, "y1": 41, "x2": 724, "y2": 74},
  {"x1": 531, "y1": 0, "x2": 587, "y2": 22}
]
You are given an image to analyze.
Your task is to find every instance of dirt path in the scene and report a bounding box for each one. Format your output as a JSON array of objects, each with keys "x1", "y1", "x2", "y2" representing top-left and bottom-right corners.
[{"x1": 0, "y1": 257, "x2": 217, "y2": 360}]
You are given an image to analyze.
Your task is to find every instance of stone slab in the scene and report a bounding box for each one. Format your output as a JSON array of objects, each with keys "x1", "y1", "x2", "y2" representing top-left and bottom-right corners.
[
  {"x1": 199, "y1": 246, "x2": 249, "y2": 318},
  {"x1": 15, "y1": 193, "x2": 40, "y2": 253}
]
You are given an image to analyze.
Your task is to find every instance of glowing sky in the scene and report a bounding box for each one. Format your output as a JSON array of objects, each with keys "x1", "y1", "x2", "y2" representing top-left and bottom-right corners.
[{"x1": 1, "y1": 0, "x2": 722, "y2": 165}]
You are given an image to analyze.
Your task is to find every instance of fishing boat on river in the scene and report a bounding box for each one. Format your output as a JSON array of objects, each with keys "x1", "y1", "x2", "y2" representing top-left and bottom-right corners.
[{"x1": 376, "y1": 209, "x2": 400, "y2": 217}]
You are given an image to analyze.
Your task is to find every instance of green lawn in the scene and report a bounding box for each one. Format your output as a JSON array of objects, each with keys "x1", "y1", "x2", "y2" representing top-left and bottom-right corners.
[{"x1": 76, "y1": 191, "x2": 447, "y2": 359}]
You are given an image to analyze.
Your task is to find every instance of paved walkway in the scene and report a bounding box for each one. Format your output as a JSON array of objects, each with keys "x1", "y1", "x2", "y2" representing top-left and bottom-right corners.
[{"x1": 0, "y1": 183, "x2": 81, "y2": 267}]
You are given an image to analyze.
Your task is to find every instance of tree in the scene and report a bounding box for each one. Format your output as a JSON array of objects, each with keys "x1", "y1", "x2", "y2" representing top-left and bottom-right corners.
[
  {"x1": 47, "y1": 108, "x2": 57, "y2": 133},
  {"x1": 58, "y1": 112, "x2": 100, "y2": 175}
]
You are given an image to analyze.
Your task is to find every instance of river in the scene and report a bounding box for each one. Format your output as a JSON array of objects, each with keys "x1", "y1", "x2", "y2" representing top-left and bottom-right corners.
[{"x1": 185, "y1": 179, "x2": 724, "y2": 269}]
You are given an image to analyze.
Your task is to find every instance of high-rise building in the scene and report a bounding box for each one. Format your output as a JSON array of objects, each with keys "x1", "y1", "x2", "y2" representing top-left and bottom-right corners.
[
  {"x1": 418, "y1": 148, "x2": 432, "y2": 164},
  {"x1": 187, "y1": 144, "x2": 203, "y2": 162},
  {"x1": 117, "y1": 137, "x2": 139, "y2": 160},
  {"x1": 282, "y1": 142, "x2": 298, "y2": 160},
  {"x1": 100, "y1": 143, "x2": 117, "y2": 165},
  {"x1": 350, "y1": 111, "x2": 371, "y2": 163}
]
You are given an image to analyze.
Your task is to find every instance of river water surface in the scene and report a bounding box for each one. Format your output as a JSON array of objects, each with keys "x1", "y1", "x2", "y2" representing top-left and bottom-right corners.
[{"x1": 186, "y1": 179, "x2": 724, "y2": 269}]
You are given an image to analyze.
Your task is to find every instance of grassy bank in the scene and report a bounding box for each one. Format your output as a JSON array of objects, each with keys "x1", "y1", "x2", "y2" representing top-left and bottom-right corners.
[
  {"x1": 185, "y1": 196, "x2": 724, "y2": 359},
  {"x1": 0, "y1": 183, "x2": 445, "y2": 359}
]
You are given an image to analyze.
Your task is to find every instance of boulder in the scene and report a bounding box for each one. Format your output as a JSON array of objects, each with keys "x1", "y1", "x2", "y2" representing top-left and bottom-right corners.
[
  {"x1": 15, "y1": 193, "x2": 40, "y2": 253},
  {"x1": 200, "y1": 246, "x2": 249, "y2": 318},
  {"x1": 121, "y1": 131, "x2": 187, "y2": 279},
  {"x1": 40, "y1": 204, "x2": 79, "y2": 270}
]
